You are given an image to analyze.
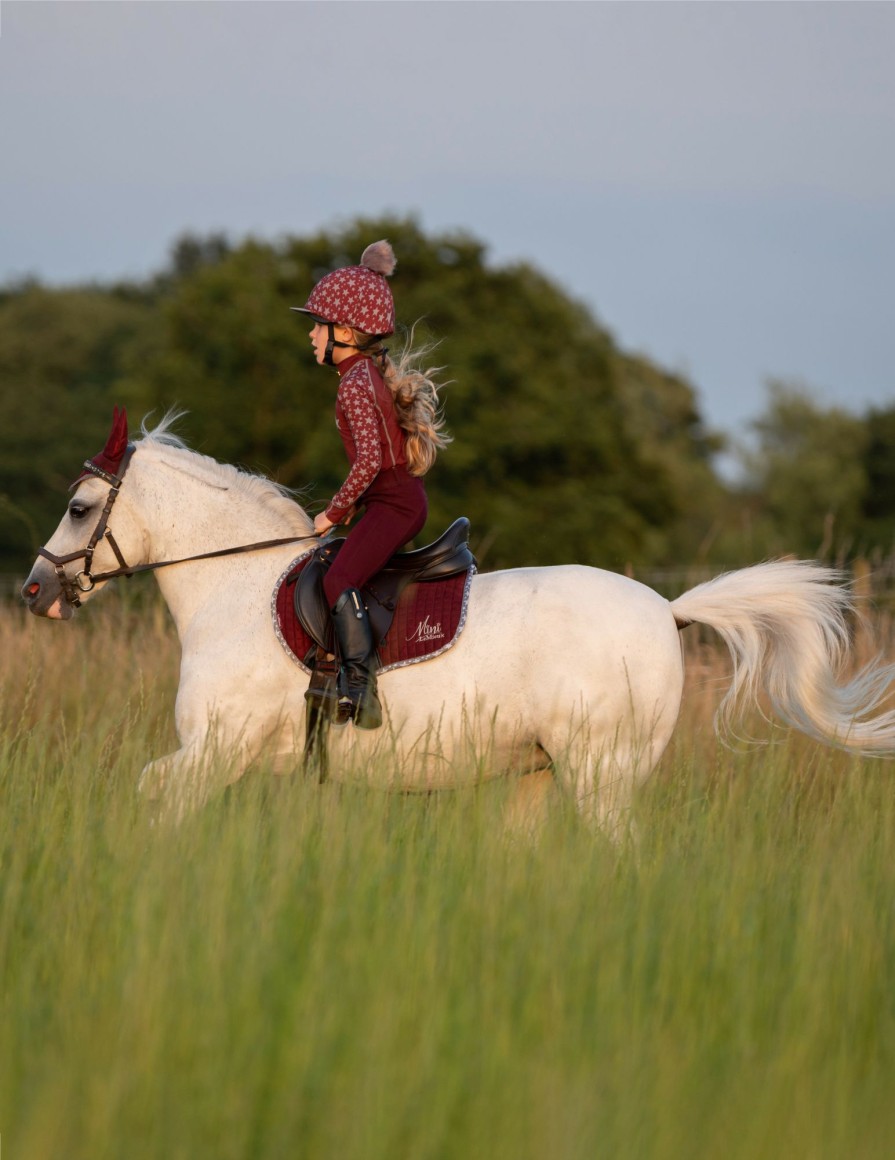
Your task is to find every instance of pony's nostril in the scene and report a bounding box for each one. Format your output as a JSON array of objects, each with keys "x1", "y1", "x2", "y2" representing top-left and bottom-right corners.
[{"x1": 23, "y1": 581, "x2": 40, "y2": 601}]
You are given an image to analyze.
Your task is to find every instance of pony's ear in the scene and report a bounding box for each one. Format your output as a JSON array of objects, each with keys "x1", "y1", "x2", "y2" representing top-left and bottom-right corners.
[
  {"x1": 73, "y1": 406, "x2": 131, "y2": 485},
  {"x1": 103, "y1": 405, "x2": 129, "y2": 464}
]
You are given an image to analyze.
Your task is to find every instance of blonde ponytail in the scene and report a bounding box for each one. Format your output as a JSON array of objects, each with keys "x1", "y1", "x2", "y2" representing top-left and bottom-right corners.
[{"x1": 350, "y1": 325, "x2": 452, "y2": 476}]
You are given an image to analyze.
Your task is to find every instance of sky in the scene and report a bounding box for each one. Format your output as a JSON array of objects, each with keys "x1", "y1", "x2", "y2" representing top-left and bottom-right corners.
[{"x1": 2, "y1": 1, "x2": 894, "y2": 471}]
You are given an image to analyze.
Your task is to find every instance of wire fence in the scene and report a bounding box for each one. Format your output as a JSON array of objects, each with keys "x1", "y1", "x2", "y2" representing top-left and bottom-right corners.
[
  {"x1": 7, "y1": 560, "x2": 895, "y2": 607},
  {"x1": 0, "y1": 567, "x2": 722, "y2": 605}
]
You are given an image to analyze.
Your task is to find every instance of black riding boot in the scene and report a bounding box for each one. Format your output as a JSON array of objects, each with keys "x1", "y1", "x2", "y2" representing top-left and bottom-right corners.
[{"x1": 331, "y1": 588, "x2": 383, "y2": 730}]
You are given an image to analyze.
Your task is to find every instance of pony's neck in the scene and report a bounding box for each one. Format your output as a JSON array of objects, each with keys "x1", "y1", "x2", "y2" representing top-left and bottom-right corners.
[
  {"x1": 127, "y1": 442, "x2": 314, "y2": 637},
  {"x1": 133, "y1": 442, "x2": 313, "y2": 556}
]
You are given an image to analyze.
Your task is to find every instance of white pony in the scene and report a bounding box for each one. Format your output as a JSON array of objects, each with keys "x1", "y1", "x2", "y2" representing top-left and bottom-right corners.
[{"x1": 22, "y1": 414, "x2": 895, "y2": 829}]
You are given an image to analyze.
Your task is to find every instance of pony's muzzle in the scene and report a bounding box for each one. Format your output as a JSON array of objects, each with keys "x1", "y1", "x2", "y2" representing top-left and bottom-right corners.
[{"x1": 20, "y1": 566, "x2": 74, "y2": 620}]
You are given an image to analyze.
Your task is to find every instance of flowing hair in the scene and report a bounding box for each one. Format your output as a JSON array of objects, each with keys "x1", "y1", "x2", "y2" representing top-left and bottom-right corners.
[{"x1": 351, "y1": 324, "x2": 452, "y2": 477}]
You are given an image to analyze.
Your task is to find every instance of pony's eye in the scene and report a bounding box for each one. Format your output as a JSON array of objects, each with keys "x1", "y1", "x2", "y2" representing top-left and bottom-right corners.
[{"x1": 69, "y1": 503, "x2": 89, "y2": 521}]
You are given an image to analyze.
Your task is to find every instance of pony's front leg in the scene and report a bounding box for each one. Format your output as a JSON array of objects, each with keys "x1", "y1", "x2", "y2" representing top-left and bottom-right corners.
[{"x1": 137, "y1": 730, "x2": 256, "y2": 824}]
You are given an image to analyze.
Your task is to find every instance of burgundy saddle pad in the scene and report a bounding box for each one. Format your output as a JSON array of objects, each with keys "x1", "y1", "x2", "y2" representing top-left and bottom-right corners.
[{"x1": 272, "y1": 550, "x2": 475, "y2": 675}]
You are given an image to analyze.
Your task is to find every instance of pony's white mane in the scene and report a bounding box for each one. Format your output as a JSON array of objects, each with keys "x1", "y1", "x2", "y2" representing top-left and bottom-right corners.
[{"x1": 136, "y1": 412, "x2": 314, "y2": 537}]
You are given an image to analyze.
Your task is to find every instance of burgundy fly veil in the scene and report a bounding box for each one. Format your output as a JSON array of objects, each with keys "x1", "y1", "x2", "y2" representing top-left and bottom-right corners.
[{"x1": 74, "y1": 406, "x2": 129, "y2": 485}]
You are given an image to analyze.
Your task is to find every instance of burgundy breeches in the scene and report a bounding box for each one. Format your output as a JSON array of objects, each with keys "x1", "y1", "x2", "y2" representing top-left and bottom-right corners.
[{"x1": 323, "y1": 467, "x2": 428, "y2": 608}]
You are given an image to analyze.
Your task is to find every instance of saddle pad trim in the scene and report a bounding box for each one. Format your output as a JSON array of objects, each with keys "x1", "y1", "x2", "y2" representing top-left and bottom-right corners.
[
  {"x1": 271, "y1": 548, "x2": 316, "y2": 675},
  {"x1": 271, "y1": 555, "x2": 476, "y2": 676}
]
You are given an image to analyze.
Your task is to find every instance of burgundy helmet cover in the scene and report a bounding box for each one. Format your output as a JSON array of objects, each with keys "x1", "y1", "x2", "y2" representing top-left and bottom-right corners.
[{"x1": 291, "y1": 240, "x2": 397, "y2": 337}]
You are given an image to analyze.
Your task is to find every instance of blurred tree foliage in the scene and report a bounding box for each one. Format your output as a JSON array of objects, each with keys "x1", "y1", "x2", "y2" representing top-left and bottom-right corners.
[
  {"x1": 0, "y1": 282, "x2": 151, "y2": 567},
  {"x1": 116, "y1": 216, "x2": 726, "y2": 570},
  {"x1": 861, "y1": 405, "x2": 895, "y2": 554},
  {"x1": 744, "y1": 381, "x2": 868, "y2": 556},
  {"x1": 0, "y1": 216, "x2": 725, "y2": 573},
  {"x1": 1, "y1": 216, "x2": 891, "y2": 578},
  {"x1": 737, "y1": 381, "x2": 894, "y2": 561}
]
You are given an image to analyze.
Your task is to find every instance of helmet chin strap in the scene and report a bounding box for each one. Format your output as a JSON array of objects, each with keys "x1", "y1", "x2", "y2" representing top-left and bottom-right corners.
[{"x1": 323, "y1": 322, "x2": 358, "y2": 366}]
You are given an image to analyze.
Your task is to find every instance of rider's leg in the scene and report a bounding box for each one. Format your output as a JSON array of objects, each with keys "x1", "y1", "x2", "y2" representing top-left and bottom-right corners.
[
  {"x1": 321, "y1": 473, "x2": 427, "y2": 730},
  {"x1": 330, "y1": 587, "x2": 382, "y2": 730}
]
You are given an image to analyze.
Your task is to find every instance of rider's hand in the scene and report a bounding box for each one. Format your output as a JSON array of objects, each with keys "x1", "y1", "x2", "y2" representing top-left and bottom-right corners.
[{"x1": 314, "y1": 513, "x2": 334, "y2": 537}]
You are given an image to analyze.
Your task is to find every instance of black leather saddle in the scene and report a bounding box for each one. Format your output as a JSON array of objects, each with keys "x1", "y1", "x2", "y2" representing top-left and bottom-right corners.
[{"x1": 289, "y1": 517, "x2": 475, "y2": 655}]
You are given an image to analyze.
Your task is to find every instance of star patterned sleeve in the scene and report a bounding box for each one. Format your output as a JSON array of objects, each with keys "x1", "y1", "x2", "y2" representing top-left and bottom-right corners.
[{"x1": 325, "y1": 376, "x2": 383, "y2": 522}]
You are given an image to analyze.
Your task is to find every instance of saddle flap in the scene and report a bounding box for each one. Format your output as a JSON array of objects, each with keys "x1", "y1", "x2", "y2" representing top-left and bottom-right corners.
[{"x1": 295, "y1": 550, "x2": 334, "y2": 652}]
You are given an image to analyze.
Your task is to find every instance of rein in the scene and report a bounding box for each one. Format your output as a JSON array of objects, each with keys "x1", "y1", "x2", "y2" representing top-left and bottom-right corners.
[{"x1": 37, "y1": 443, "x2": 314, "y2": 609}]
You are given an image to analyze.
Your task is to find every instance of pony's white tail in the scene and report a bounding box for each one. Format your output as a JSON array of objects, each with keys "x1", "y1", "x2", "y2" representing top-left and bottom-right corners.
[{"x1": 670, "y1": 560, "x2": 895, "y2": 754}]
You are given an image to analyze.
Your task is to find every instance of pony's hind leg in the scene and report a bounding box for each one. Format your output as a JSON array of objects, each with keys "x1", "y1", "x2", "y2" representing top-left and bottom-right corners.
[
  {"x1": 550, "y1": 685, "x2": 678, "y2": 844},
  {"x1": 502, "y1": 768, "x2": 557, "y2": 841},
  {"x1": 554, "y1": 741, "x2": 645, "y2": 845}
]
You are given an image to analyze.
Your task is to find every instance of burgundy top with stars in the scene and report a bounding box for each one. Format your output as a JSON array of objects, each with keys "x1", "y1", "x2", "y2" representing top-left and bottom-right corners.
[{"x1": 325, "y1": 354, "x2": 408, "y2": 523}]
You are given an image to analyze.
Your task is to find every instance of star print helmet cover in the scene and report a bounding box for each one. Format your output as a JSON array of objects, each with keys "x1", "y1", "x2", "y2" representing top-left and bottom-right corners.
[{"x1": 292, "y1": 240, "x2": 397, "y2": 337}]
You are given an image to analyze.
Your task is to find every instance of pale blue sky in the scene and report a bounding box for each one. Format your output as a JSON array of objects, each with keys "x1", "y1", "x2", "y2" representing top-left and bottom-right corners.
[{"x1": 2, "y1": 1, "x2": 893, "y2": 464}]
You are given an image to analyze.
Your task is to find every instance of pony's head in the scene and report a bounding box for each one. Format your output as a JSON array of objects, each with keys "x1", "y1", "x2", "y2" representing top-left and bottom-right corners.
[{"x1": 22, "y1": 406, "x2": 141, "y2": 619}]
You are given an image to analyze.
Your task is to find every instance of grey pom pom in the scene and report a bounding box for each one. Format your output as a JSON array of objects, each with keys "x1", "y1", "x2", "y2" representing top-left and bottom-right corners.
[{"x1": 360, "y1": 239, "x2": 397, "y2": 277}]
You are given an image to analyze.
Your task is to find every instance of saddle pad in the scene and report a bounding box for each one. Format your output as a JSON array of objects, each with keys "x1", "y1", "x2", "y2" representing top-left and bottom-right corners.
[{"x1": 272, "y1": 551, "x2": 475, "y2": 675}]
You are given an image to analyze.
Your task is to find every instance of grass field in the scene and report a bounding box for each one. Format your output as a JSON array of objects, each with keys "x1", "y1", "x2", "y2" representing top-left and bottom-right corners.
[{"x1": 2, "y1": 589, "x2": 895, "y2": 1159}]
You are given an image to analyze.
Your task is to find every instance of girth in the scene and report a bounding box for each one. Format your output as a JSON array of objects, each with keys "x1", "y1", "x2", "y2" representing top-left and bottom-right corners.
[{"x1": 290, "y1": 517, "x2": 475, "y2": 655}]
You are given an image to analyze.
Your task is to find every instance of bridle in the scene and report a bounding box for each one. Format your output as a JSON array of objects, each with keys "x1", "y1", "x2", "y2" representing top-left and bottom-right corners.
[{"x1": 37, "y1": 444, "x2": 313, "y2": 609}]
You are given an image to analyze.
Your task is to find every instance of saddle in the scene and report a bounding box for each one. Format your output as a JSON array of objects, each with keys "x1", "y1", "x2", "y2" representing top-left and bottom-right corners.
[
  {"x1": 271, "y1": 518, "x2": 475, "y2": 779},
  {"x1": 290, "y1": 517, "x2": 476, "y2": 660}
]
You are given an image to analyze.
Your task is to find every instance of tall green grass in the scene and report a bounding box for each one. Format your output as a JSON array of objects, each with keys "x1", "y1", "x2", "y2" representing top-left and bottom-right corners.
[{"x1": 2, "y1": 593, "x2": 895, "y2": 1159}]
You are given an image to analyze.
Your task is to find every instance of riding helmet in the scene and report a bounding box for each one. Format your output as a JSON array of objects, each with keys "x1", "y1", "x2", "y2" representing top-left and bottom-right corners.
[{"x1": 292, "y1": 240, "x2": 397, "y2": 337}]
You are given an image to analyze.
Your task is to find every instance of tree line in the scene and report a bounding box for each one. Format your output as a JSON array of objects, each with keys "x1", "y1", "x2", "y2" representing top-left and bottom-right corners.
[{"x1": 1, "y1": 215, "x2": 892, "y2": 575}]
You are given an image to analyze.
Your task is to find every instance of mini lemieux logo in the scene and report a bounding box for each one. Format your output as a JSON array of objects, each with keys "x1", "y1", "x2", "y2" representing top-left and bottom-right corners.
[{"x1": 406, "y1": 615, "x2": 445, "y2": 644}]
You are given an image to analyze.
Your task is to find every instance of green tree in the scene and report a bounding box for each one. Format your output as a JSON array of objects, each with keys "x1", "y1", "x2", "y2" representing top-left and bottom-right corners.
[
  {"x1": 1, "y1": 216, "x2": 725, "y2": 576},
  {"x1": 124, "y1": 216, "x2": 721, "y2": 570},
  {"x1": 0, "y1": 283, "x2": 152, "y2": 569},
  {"x1": 858, "y1": 404, "x2": 895, "y2": 554},
  {"x1": 611, "y1": 350, "x2": 726, "y2": 564},
  {"x1": 742, "y1": 380, "x2": 869, "y2": 559}
]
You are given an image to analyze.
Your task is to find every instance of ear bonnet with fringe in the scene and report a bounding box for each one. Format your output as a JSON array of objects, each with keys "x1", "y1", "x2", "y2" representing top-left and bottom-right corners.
[
  {"x1": 291, "y1": 240, "x2": 397, "y2": 337},
  {"x1": 73, "y1": 405, "x2": 130, "y2": 485}
]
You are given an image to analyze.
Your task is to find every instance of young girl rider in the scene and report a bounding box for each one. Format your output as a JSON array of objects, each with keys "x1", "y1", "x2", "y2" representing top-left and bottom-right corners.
[{"x1": 292, "y1": 240, "x2": 450, "y2": 730}]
